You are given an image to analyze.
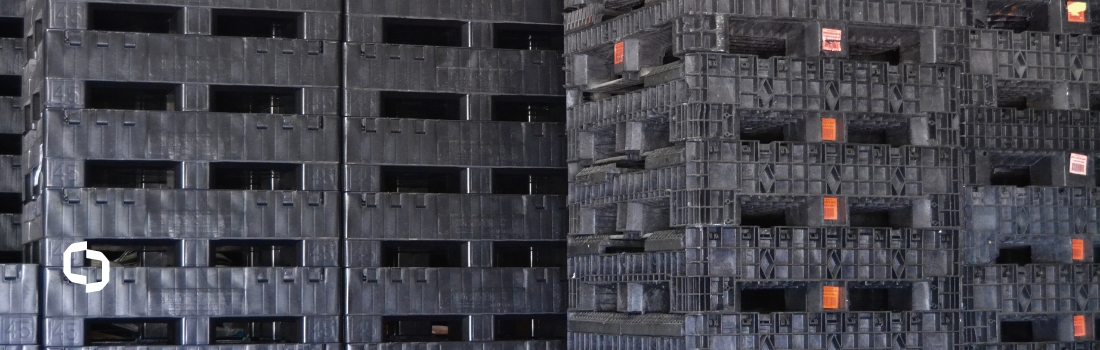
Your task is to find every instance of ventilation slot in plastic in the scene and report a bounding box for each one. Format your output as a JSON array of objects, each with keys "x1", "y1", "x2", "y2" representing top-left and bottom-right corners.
[
  {"x1": 380, "y1": 166, "x2": 463, "y2": 193},
  {"x1": 209, "y1": 162, "x2": 300, "y2": 191},
  {"x1": 492, "y1": 169, "x2": 567, "y2": 195},
  {"x1": 492, "y1": 96, "x2": 566, "y2": 122},
  {"x1": 211, "y1": 317, "x2": 300, "y2": 344},
  {"x1": 740, "y1": 286, "x2": 807, "y2": 313},
  {"x1": 494, "y1": 23, "x2": 564, "y2": 51},
  {"x1": 984, "y1": 1, "x2": 1050, "y2": 32},
  {"x1": 383, "y1": 18, "x2": 464, "y2": 47},
  {"x1": 0, "y1": 75, "x2": 20, "y2": 97},
  {"x1": 86, "y1": 240, "x2": 177, "y2": 267},
  {"x1": 996, "y1": 246, "x2": 1033, "y2": 265},
  {"x1": 0, "y1": 193, "x2": 21, "y2": 214},
  {"x1": 85, "y1": 82, "x2": 179, "y2": 111},
  {"x1": 740, "y1": 210, "x2": 788, "y2": 228},
  {"x1": 85, "y1": 318, "x2": 178, "y2": 345},
  {"x1": 847, "y1": 285, "x2": 913, "y2": 312},
  {"x1": 382, "y1": 316, "x2": 466, "y2": 342},
  {"x1": 493, "y1": 241, "x2": 566, "y2": 267},
  {"x1": 0, "y1": 133, "x2": 20, "y2": 155},
  {"x1": 211, "y1": 240, "x2": 299, "y2": 267},
  {"x1": 85, "y1": 160, "x2": 179, "y2": 189},
  {"x1": 381, "y1": 241, "x2": 465, "y2": 268},
  {"x1": 381, "y1": 92, "x2": 464, "y2": 120},
  {"x1": 210, "y1": 86, "x2": 298, "y2": 114},
  {"x1": 494, "y1": 314, "x2": 567, "y2": 341},
  {"x1": 87, "y1": 3, "x2": 181, "y2": 34},
  {"x1": 0, "y1": 17, "x2": 21, "y2": 38},
  {"x1": 212, "y1": 9, "x2": 299, "y2": 38},
  {"x1": 1001, "y1": 318, "x2": 1060, "y2": 342}
]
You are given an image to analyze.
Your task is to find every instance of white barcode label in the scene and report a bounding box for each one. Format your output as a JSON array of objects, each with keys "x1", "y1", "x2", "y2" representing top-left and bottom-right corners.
[{"x1": 1069, "y1": 153, "x2": 1089, "y2": 175}]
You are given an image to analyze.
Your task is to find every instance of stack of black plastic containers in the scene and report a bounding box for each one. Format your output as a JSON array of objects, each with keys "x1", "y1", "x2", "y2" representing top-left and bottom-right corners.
[
  {"x1": 21, "y1": 0, "x2": 344, "y2": 346},
  {"x1": 563, "y1": 0, "x2": 1100, "y2": 349},
  {"x1": 0, "y1": 0, "x2": 34, "y2": 348},
  {"x1": 958, "y1": 0, "x2": 1100, "y2": 347},
  {"x1": 341, "y1": 0, "x2": 568, "y2": 347},
  {"x1": 564, "y1": 0, "x2": 960, "y2": 349}
]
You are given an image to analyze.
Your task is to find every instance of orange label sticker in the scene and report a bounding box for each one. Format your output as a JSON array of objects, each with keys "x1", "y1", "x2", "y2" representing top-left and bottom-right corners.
[
  {"x1": 822, "y1": 118, "x2": 837, "y2": 141},
  {"x1": 822, "y1": 28, "x2": 843, "y2": 52},
  {"x1": 1074, "y1": 315, "x2": 1087, "y2": 337},
  {"x1": 823, "y1": 197, "x2": 839, "y2": 221},
  {"x1": 1070, "y1": 153, "x2": 1089, "y2": 175},
  {"x1": 823, "y1": 286, "x2": 841, "y2": 309},
  {"x1": 1073, "y1": 239, "x2": 1086, "y2": 261},
  {"x1": 1068, "y1": 2, "x2": 1087, "y2": 23},
  {"x1": 614, "y1": 42, "x2": 625, "y2": 64}
]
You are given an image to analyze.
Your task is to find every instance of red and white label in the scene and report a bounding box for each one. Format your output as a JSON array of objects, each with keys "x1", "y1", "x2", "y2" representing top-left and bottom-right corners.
[
  {"x1": 614, "y1": 42, "x2": 625, "y2": 64},
  {"x1": 1070, "y1": 153, "x2": 1089, "y2": 175},
  {"x1": 1073, "y1": 238, "x2": 1086, "y2": 261},
  {"x1": 822, "y1": 286, "x2": 841, "y2": 309},
  {"x1": 1074, "y1": 315, "x2": 1087, "y2": 337},
  {"x1": 822, "y1": 118, "x2": 837, "y2": 141},
  {"x1": 1068, "y1": 2, "x2": 1087, "y2": 23},
  {"x1": 823, "y1": 197, "x2": 839, "y2": 221},
  {"x1": 822, "y1": 28, "x2": 843, "y2": 52}
]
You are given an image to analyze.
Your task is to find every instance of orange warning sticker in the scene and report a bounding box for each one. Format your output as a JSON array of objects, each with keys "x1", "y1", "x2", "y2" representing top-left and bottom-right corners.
[
  {"x1": 823, "y1": 197, "x2": 839, "y2": 221},
  {"x1": 822, "y1": 118, "x2": 837, "y2": 141},
  {"x1": 823, "y1": 286, "x2": 841, "y2": 309},
  {"x1": 1074, "y1": 315, "x2": 1087, "y2": 337},
  {"x1": 1070, "y1": 153, "x2": 1089, "y2": 175},
  {"x1": 822, "y1": 28, "x2": 843, "y2": 52},
  {"x1": 1068, "y1": 1, "x2": 1087, "y2": 23},
  {"x1": 614, "y1": 42, "x2": 625, "y2": 64},
  {"x1": 1073, "y1": 239, "x2": 1086, "y2": 261}
]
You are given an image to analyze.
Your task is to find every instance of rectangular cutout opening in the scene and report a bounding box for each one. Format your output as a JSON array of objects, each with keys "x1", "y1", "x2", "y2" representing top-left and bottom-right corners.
[
  {"x1": 492, "y1": 168, "x2": 567, "y2": 195},
  {"x1": 493, "y1": 241, "x2": 566, "y2": 268},
  {"x1": 849, "y1": 208, "x2": 892, "y2": 228},
  {"x1": 381, "y1": 241, "x2": 464, "y2": 268},
  {"x1": 380, "y1": 166, "x2": 463, "y2": 193},
  {"x1": 0, "y1": 249, "x2": 20, "y2": 263},
  {"x1": 210, "y1": 86, "x2": 298, "y2": 114},
  {"x1": 211, "y1": 317, "x2": 299, "y2": 344},
  {"x1": 86, "y1": 82, "x2": 178, "y2": 111},
  {"x1": 383, "y1": 315, "x2": 466, "y2": 342},
  {"x1": 85, "y1": 318, "x2": 178, "y2": 345},
  {"x1": 740, "y1": 286, "x2": 807, "y2": 313},
  {"x1": 494, "y1": 314, "x2": 567, "y2": 341},
  {"x1": 0, "y1": 17, "x2": 21, "y2": 38},
  {"x1": 383, "y1": 18, "x2": 464, "y2": 47},
  {"x1": 740, "y1": 210, "x2": 788, "y2": 228},
  {"x1": 212, "y1": 9, "x2": 299, "y2": 39},
  {"x1": 491, "y1": 96, "x2": 566, "y2": 123},
  {"x1": 87, "y1": 3, "x2": 181, "y2": 34},
  {"x1": 728, "y1": 36, "x2": 788, "y2": 59},
  {"x1": 0, "y1": 193, "x2": 21, "y2": 214},
  {"x1": 847, "y1": 285, "x2": 913, "y2": 312},
  {"x1": 848, "y1": 43, "x2": 901, "y2": 66},
  {"x1": 210, "y1": 240, "x2": 299, "y2": 267},
  {"x1": 740, "y1": 125, "x2": 787, "y2": 144},
  {"x1": 1001, "y1": 319, "x2": 1060, "y2": 342},
  {"x1": 86, "y1": 239, "x2": 177, "y2": 267},
  {"x1": 381, "y1": 92, "x2": 463, "y2": 120},
  {"x1": 493, "y1": 23, "x2": 564, "y2": 51},
  {"x1": 209, "y1": 162, "x2": 300, "y2": 191},
  {"x1": 990, "y1": 166, "x2": 1033, "y2": 187},
  {"x1": 0, "y1": 75, "x2": 20, "y2": 97},
  {"x1": 997, "y1": 246, "x2": 1033, "y2": 265},
  {"x1": 0, "y1": 134, "x2": 21, "y2": 155},
  {"x1": 85, "y1": 160, "x2": 179, "y2": 189},
  {"x1": 603, "y1": 246, "x2": 645, "y2": 254}
]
